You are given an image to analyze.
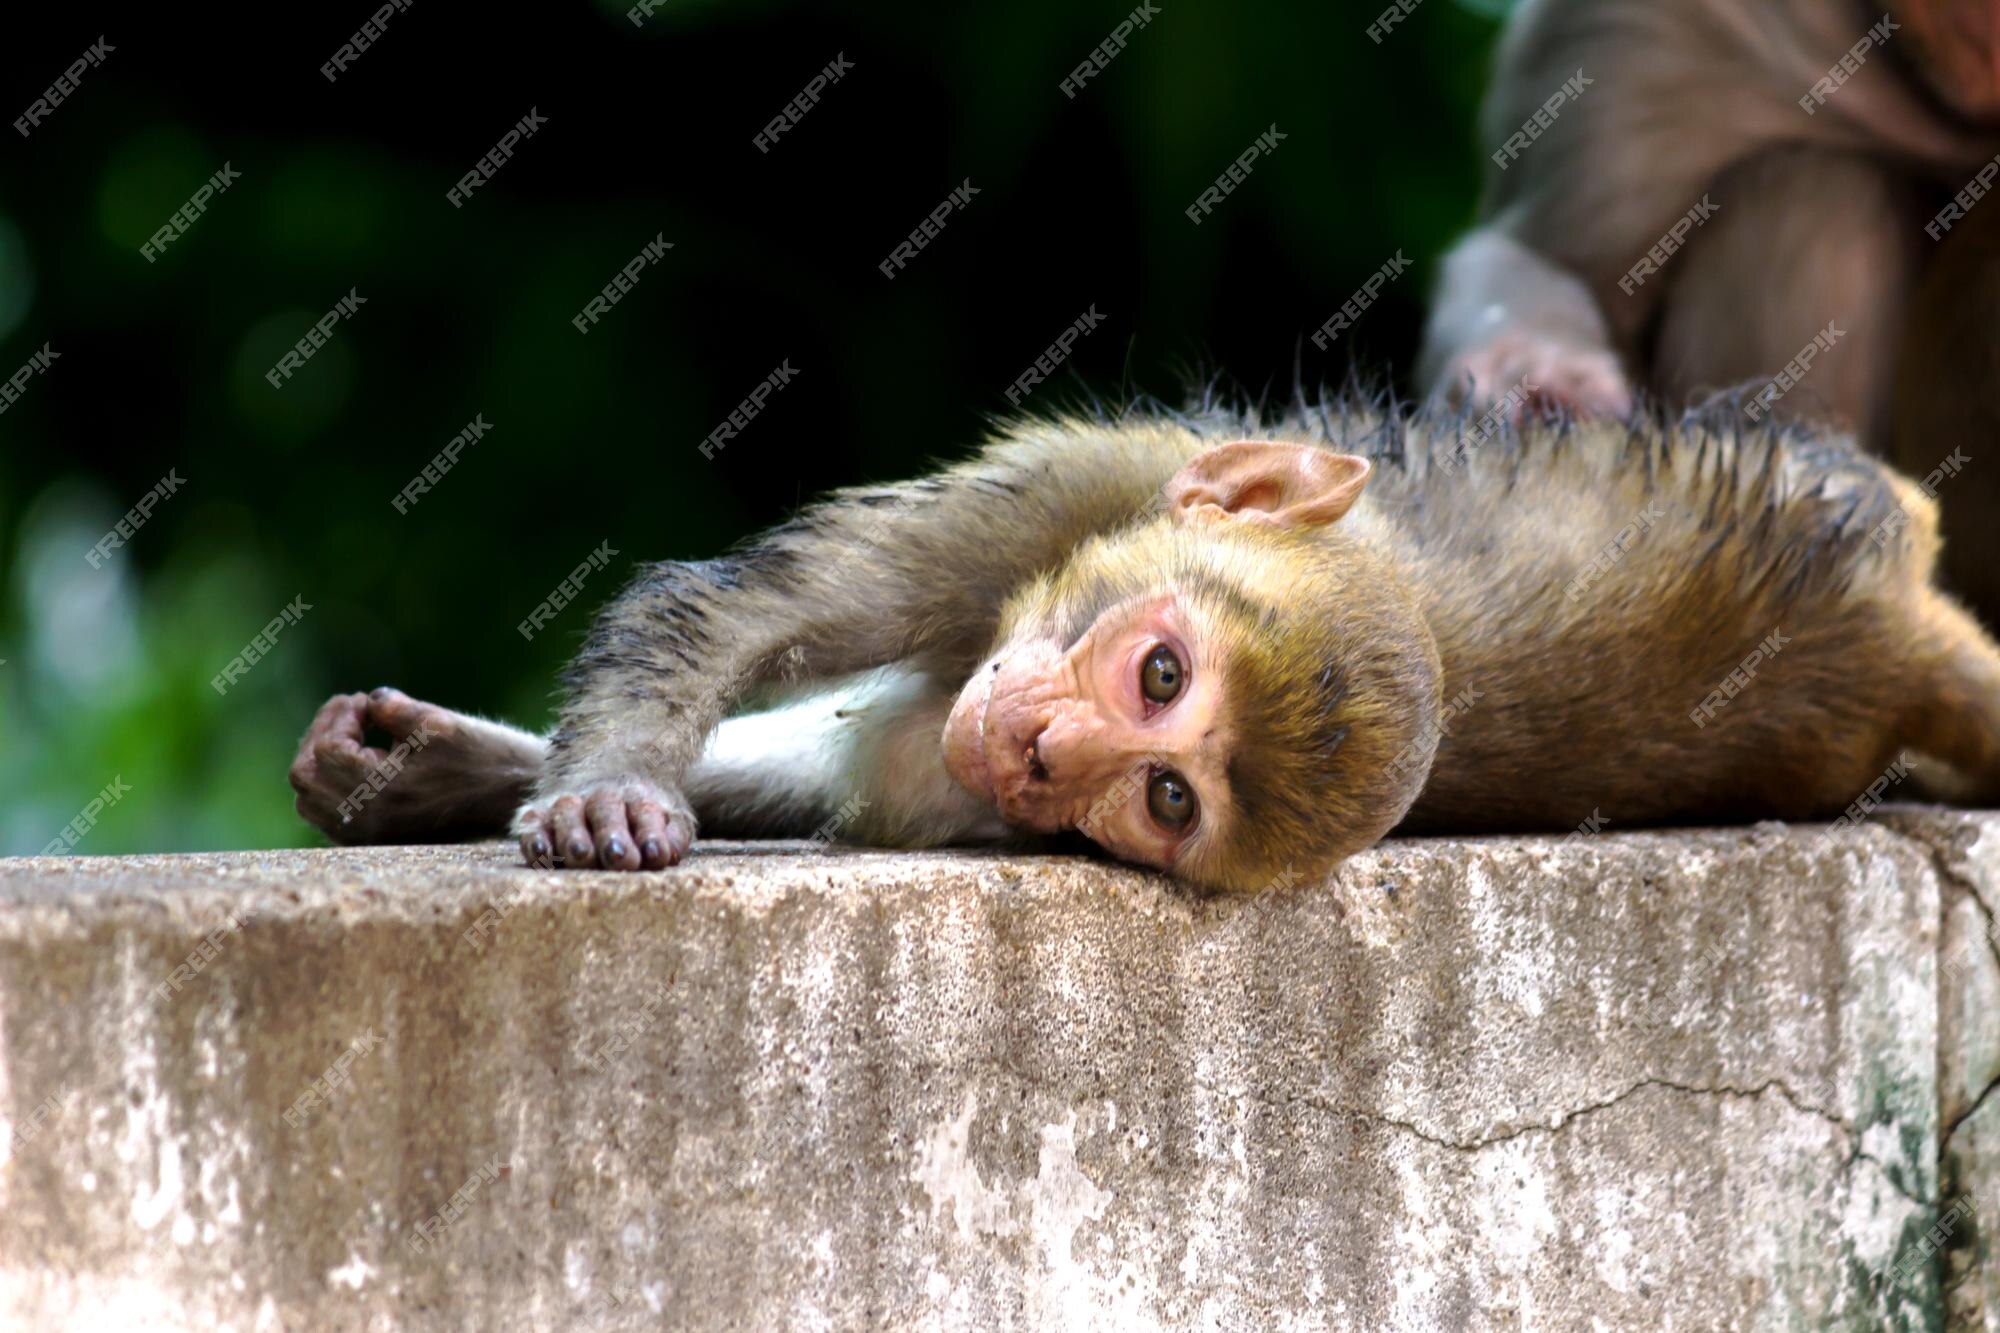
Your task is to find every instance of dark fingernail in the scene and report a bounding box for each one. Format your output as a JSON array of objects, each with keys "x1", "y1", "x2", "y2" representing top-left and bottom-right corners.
[
  {"x1": 642, "y1": 838, "x2": 662, "y2": 861},
  {"x1": 531, "y1": 836, "x2": 550, "y2": 858},
  {"x1": 606, "y1": 839, "x2": 626, "y2": 862},
  {"x1": 569, "y1": 837, "x2": 593, "y2": 860}
]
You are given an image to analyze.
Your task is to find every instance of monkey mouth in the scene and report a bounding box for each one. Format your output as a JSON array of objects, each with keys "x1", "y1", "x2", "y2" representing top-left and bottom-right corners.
[
  {"x1": 982, "y1": 730, "x2": 1076, "y2": 835},
  {"x1": 943, "y1": 676, "x2": 1065, "y2": 834},
  {"x1": 942, "y1": 650, "x2": 1080, "y2": 833}
]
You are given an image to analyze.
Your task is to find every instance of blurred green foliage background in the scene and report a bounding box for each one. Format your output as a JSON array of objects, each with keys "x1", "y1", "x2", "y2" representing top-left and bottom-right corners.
[{"x1": 0, "y1": 1, "x2": 1505, "y2": 856}]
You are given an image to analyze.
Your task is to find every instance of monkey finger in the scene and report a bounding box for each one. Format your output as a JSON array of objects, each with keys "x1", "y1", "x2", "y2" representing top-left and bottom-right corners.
[
  {"x1": 586, "y1": 790, "x2": 639, "y2": 870},
  {"x1": 661, "y1": 809, "x2": 694, "y2": 866},
  {"x1": 288, "y1": 747, "x2": 320, "y2": 800},
  {"x1": 291, "y1": 692, "x2": 369, "y2": 795},
  {"x1": 549, "y1": 795, "x2": 594, "y2": 867},
  {"x1": 309, "y1": 739, "x2": 376, "y2": 793},
  {"x1": 627, "y1": 800, "x2": 672, "y2": 869},
  {"x1": 367, "y1": 685, "x2": 455, "y2": 744},
  {"x1": 310, "y1": 700, "x2": 390, "y2": 781},
  {"x1": 310, "y1": 691, "x2": 374, "y2": 752},
  {"x1": 294, "y1": 788, "x2": 338, "y2": 837},
  {"x1": 511, "y1": 804, "x2": 557, "y2": 867},
  {"x1": 287, "y1": 748, "x2": 320, "y2": 800},
  {"x1": 518, "y1": 820, "x2": 555, "y2": 869}
]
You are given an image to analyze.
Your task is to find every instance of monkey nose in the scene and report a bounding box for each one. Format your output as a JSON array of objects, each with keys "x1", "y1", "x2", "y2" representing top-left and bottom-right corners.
[{"x1": 1024, "y1": 731, "x2": 1051, "y2": 782}]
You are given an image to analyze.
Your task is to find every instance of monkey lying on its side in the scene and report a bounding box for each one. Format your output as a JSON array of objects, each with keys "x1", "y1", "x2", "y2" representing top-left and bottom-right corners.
[{"x1": 291, "y1": 400, "x2": 2000, "y2": 892}]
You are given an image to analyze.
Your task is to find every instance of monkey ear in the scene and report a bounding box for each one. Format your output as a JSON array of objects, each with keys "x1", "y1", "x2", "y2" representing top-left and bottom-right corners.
[{"x1": 1165, "y1": 441, "x2": 1372, "y2": 529}]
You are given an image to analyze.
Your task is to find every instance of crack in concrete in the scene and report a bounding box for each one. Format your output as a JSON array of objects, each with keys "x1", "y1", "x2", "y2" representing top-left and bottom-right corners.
[
  {"x1": 1942, "y1": 849, "x2": 2000, "y2": 984},
  {"x1": 1944, "y1": 1072, "x2": 2000, "y2": 1154},
  {"x1": 1889, "y1": 817, "x2": 2000, "y2": 977},
  {"x1": 1291, "y1": 1075, "x2": 1933, "y2": 1207},
  {"x1": 1889, "y1": 820, "x2": 2000, "y2": 1177}
]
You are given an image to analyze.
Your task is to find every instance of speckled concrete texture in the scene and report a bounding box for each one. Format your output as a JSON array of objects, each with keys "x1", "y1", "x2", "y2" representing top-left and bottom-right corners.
[{"x1": 0, "y1": 819, "x2": 1992, "y2": 1330}]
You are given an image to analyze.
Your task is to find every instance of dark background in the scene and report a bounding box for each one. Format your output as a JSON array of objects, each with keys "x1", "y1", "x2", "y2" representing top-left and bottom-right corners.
[{"x1": 0, "y1": 0, "x2": 1507, "y2": 855}]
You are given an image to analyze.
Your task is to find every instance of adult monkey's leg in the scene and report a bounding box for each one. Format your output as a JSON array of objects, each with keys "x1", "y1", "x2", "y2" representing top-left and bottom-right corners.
[
  {"x1": 1652, "y1": 145, "x2": 1923, "y2": 443},
  {"x1": 1895, "y1": 190, "x2": 2000, "y2": 630}
]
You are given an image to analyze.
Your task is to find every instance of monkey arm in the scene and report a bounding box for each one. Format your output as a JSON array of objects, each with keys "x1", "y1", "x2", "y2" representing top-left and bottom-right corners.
[
  {"x1": 1463, "y1": 0, "x2": 1766, "y2": 335},
  {"x1": 1415, "y1": 226, "x2": 1632, "y2": 415},
  {"x1": 533, "y1": 421, "x2": 1197, "y2": 856},
  {"x1": 292, "y1": 668, "x2": 1004, "y2": 851},
  {"x1": 1417, "y1": 0, "x2": 1723, "y2": 408}
]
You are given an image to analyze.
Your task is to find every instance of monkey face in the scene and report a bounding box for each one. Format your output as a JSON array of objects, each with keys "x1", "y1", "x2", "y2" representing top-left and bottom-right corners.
[
  {"x1": 941, "y1": 522, "x2": 1440, "y2": 891},
  {"x1": 944, "y1": 438, "x2": 1441, "y2": 892},
  {"x1": 943, "y1": 590, "x2": 1237, "y2": 875}
]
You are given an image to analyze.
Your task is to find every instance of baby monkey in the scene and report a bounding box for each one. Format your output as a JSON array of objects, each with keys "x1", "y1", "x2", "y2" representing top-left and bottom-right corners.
[{"x1": 292, "y1": 399, "x2": 2000, "y2": 892}]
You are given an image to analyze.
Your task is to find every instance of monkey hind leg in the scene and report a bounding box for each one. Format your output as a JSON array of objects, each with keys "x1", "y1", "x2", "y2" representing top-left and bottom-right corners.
[
  {"x1": 1903, "y1": 595, "x2": 2000, "y2": 806},
  {"x1": 290, "y1": 688, "x2": 548, "y2": 844}
]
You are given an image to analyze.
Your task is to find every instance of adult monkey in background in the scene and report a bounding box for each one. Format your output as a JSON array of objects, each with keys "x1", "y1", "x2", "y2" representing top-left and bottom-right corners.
[
  {"x1": 293, "y1": 401, "x2": 2000, "y2": 891},
  {"x1": 1418, "y1": 0, "x2": 2000, "y2": 613}
]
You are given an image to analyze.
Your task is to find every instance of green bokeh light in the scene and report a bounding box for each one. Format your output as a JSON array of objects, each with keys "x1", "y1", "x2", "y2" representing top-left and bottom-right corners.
[
  {"x1": 231, "y1": 310, "x2": 358, "y2": 443},
  {"x1": 97, "y1": 126, "x2": 213, "y2": 252}
]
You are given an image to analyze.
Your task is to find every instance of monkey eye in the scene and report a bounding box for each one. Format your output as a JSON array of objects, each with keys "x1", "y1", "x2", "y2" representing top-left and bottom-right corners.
[
  {"x1": 1140, "y1": 644, "x2": 1184, "y2": 705},
  {"x1": 1146, "y1": 770, "x2": 1197, "y2": 831}
]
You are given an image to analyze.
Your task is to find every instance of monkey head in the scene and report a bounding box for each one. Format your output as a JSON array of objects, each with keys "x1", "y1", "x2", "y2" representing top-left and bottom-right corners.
[{"x1": 943, "y1": 440, "x2": 1444, "y2": 893}]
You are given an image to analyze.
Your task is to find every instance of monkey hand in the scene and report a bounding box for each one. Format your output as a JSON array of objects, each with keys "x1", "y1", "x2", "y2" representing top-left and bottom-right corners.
[
  {"x1": 1439, "y1": 329, "x2": 1634, "y2": 421},
  {"x1": 513, "y1": 778, "x2": 694, "y2": 871}
]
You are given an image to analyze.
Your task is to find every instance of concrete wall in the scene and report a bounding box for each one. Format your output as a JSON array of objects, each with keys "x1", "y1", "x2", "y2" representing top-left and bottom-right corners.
[{"x1": 0, "y1": 818, "x2": 1994, "y2": 1330}]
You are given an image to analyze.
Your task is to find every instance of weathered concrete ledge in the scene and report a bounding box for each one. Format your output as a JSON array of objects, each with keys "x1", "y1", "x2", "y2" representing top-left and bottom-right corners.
[{"x1": 1, "y1": 816, "x2": 1996, "y2": 1330}]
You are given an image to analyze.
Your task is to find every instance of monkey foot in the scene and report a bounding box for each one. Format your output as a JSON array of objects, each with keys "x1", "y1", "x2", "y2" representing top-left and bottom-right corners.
[
  {"x1": 290, "y1": 687, "x2": 528, "y2": 844},
  {"x1": 514, "y1": 781, "x2": 692, "y2": 871},
  {"x1": 1441, "y1": 330, "x2": 1634, "y2": 421}
]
